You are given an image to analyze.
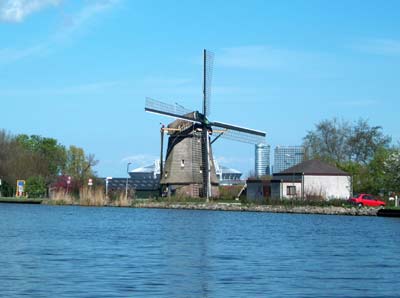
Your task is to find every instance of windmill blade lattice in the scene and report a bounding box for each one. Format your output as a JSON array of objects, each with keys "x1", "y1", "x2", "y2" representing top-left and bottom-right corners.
[
  {"x1": 145, "y1": 97, "x2": 198, "y2": 123},
  {"x1": 211, "y1": 121, "x2": 266, "y2": 144},
  {"x1": 212, "y1": 127, "x2": 266, "y2": 144},
  {"x1": 203, "y1": 50, "x2": 214, "y2": 118}
]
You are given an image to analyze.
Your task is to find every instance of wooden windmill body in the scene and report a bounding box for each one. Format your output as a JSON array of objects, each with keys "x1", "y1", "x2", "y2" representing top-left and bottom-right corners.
[
  {"x1": 161, "y1": 119, "x2": 219, "y2": 197},
  {"x1": 145, "y1": 50, "x2": 266, "y2": 199}
]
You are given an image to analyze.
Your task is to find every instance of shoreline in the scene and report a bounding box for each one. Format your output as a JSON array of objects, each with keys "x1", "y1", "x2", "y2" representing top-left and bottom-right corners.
[
  {"x1": 2, "y1": 197, "x2": 380, "y2": 216},
  {"x1": 132, "y1": 202, "x2": 379, "y2": 216}
]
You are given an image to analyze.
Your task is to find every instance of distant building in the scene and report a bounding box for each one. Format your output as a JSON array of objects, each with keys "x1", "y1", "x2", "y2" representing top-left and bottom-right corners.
[
  {"x1": 246, "y1": 178, "x2": 271, "y2": 201},
  {"x1": 105, "y1": 159, "x2": 243, "y2": 196},
  {"x1": 271, "y1": 159, "x2": 351, "y2": 200},
  {"x1": 273, "y1": 146, "x2": 304, "y2": 173},
  {"x1": 255, "y1": 143, "x2": 270, "y2": 177},
  {"x1": 214, "y1": 160, "x2": 243, "y2": 185}
]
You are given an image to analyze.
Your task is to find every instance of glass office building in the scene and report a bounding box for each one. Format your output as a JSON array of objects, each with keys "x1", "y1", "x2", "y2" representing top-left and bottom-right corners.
[
  {"x1": 255, "y1": 143, "x2": 271, "y2": 177},
  {"x1": 273, "y1": 146, "x2": 304, "y2": 173}
]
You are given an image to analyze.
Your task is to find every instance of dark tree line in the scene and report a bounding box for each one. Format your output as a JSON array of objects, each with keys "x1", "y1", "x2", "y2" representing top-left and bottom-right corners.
[
  {"x1": 0, "y1": 129, "x2": 98, "y2": 197},
  {"x1": 303, "y1": 118, "x2": 398, "y2": 195}
]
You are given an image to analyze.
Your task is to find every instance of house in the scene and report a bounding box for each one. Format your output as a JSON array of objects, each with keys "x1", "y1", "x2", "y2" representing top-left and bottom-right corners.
[
  {"x1": 270, "y1": 159, "x2": 351, "y2": 200},
  {"x1": 246, "y1": 178, "x2": 271, "y2": 201}
]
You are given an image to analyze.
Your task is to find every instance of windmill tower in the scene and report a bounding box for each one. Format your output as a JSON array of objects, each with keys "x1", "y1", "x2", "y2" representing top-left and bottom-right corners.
[{"x1": 145, "y1": 49, "x2": 266, "y2": 199}]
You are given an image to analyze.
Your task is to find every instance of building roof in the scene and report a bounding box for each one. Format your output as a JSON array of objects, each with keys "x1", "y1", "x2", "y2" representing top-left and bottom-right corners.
[
  {"x1": 103, "y1": 178, "x2": 159, "y2": 191},
  {"x1": 130, "y1": 160, "x2": 242, "y2": 176},
  {"x1": 130, "y1": 164, "x2": 154, "y2": 173},
  {"x1": 219, "y1": 165, "x2": 242, "y2": 174},
  {"x1": 276, "y1": 159, "x2": 349, "y2": 176}
]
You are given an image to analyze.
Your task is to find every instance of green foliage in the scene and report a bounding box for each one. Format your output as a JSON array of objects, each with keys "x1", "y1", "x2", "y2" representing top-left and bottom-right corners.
[
  {"x1": 303, "y1": 118, "x2": 352, "y2": 164},
  {"x1": 0, "y1": 179, "x2": 14, "y2": 197},
  {"x1": 303, "y1": 118, "x2": 391, "y2": 164},
  {"x1": 64, "y1": 145, "x2": 98, "y2": 184},
  {"x1": 25, "y1": 176, "x2": 47, "y2": 198},
  {"x1": 0, "y1": 129, "x2": 98, "y2": 198},
  {"x1": 348, "y1": 119, "x2": 391, "y2": 164},
  {"x1": 16, "y1": 134, "x2": 66, "y2": 180},
  {"x1": 382, "y1": 148, "x2": 400, "y2": 193},
  {"x1": 303, "y1": 118, "x2": 393, "y2": 196}
]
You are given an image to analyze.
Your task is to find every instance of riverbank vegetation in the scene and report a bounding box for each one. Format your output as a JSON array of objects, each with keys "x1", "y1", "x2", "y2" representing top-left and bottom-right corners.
[
  {"x1": 44, "y1": 187, "x2": 132, "y2": 207},
  {"x1": 303, "y1": 118, "x2": 399, "y2": 197},
  {"x1": 0, "y1": 129, "x2": 98, "y2": 198}
]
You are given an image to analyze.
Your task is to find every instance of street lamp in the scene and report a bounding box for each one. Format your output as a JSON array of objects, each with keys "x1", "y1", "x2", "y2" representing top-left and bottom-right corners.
[{"x1": 125, "y1": 162, "x2": 132, "y2": 200}]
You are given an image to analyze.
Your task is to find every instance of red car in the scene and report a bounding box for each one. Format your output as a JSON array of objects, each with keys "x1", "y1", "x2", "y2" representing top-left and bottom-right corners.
[{"x1": 349, "y1": 194, "x2": 386, "y2": 207}]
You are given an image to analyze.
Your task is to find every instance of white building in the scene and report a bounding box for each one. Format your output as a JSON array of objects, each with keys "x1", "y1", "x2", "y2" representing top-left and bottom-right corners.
[
  {"x1": 271, "y1": 159, "x2": 351, "y2": 200},
  {"x1": 214, "y1": 159, "x2": 242, "y2": 185}
]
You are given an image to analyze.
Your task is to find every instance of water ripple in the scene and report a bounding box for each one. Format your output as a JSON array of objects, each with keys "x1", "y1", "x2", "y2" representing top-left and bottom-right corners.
[{"x1": 0, "y1": 204, "x2": 399, "y2": 297}]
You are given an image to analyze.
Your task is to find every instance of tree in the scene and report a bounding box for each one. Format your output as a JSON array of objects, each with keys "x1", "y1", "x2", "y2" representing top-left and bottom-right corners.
[
  {"x1": 16, "y1": 134, "x2": 66, "y2": 181},
  {"x1": 25, "y1": 176, "x2": 47, "y2": 198},
  {"x1": 0, "y1": 129, "x2": 29, "y2": 187},
  {"x1": 303, "y1": 118, "x2": 391, "y2": 165},
  {"x1": 64, "y1": 145, "x2": 98, "y2": 185},
  {"x1": 0, "y1": 129, "x2": 99, "y2": 197},
  {"x1": 347, "y1": 119, "x2": 391, "y2": 165},
  {"x1": 383, "y1": 148, "x2": 400, "y2": 193},
  {"x1": 303, "y1": 118, "x2": 351, "y2": 164}
]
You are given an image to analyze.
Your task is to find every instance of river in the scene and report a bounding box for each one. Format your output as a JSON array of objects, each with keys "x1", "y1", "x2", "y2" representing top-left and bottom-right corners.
[{"x1": 0, "y1": 204, "x2": 399, "y2": 297}]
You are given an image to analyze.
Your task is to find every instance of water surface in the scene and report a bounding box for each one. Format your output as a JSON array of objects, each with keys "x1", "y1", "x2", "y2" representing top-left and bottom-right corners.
[{"x1": 0, "y1": 204, "x2": 399, "y2": 297}]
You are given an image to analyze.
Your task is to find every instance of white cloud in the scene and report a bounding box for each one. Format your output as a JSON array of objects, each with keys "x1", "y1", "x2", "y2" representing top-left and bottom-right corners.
[
  {"x1": 352, "y1": 39, "x2": 400, "y2": 56},
  {"x1": 0, "y1": 0, "x2": 120, "y2": 64},
  {"x1": 0, "y1": 0, "x2": 61, "y2": 22}
]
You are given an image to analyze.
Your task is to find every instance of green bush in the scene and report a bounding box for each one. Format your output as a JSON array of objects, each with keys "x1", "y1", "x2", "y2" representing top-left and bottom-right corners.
[
  {"x1": 25, "y1": 176, "x2": 47, "y2": 198},
  {"x1": 0, "y1": 180, "x2": 14, "y2": 197}
]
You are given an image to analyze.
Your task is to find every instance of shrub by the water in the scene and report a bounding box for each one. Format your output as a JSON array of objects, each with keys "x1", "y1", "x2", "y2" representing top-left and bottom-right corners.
[{"x1": 25, "y1": 176, "x2": 47, "y2": 198}]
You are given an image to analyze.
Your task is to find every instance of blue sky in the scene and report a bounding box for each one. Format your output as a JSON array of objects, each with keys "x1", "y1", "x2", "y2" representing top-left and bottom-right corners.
[{"x1": 1, "y1": 0, "x2": 400, "y2": 177}]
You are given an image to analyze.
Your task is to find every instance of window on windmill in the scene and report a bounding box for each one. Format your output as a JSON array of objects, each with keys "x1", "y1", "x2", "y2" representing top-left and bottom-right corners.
[{"x1": 181, "y1": 160, "x2": 185, "y2": 168}]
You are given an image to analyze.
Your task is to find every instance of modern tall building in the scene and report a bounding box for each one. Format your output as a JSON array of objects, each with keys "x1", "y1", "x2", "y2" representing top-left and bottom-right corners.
[
  {"x1": 255, "y1": 143, "x2": 271, "y2": 177},
  {"x1": 273, "y1": 146, "x2": 304, "y2": 173}
]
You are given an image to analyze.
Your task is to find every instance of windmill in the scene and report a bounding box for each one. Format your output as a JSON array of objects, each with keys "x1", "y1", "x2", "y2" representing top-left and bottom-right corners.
[{"x1": 145, "y1": 49, "x2": 266, "y2": 199}]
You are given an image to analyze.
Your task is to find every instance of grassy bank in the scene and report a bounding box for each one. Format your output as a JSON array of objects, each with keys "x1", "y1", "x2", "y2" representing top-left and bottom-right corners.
[{"x1": 1, "y1": 195, "x2": 383, "y2": 216}]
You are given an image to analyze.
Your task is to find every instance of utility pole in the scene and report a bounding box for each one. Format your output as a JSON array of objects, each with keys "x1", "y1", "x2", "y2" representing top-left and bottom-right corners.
[
  {"x1": 159, "y1": 125, "x2": 164, "y2": 197},
  {"x1": 125, "y1": 162, "x2": 132, "y2": 200}
]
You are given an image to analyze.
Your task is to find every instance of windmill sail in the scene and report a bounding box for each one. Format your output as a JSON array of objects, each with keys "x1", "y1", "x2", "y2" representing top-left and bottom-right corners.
[
  {"x1": 145, "y1": 97, "x2": 200, "y2": 123},
  {"x1": 203, "y1": 50, "x2": 214, "y2": 118},
  {"x1": 201, "y1": 49, "x2": 215, "y2": 199},
  {"x1": 211, "y1": 121, "x2": 266, "y2": 144}
]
